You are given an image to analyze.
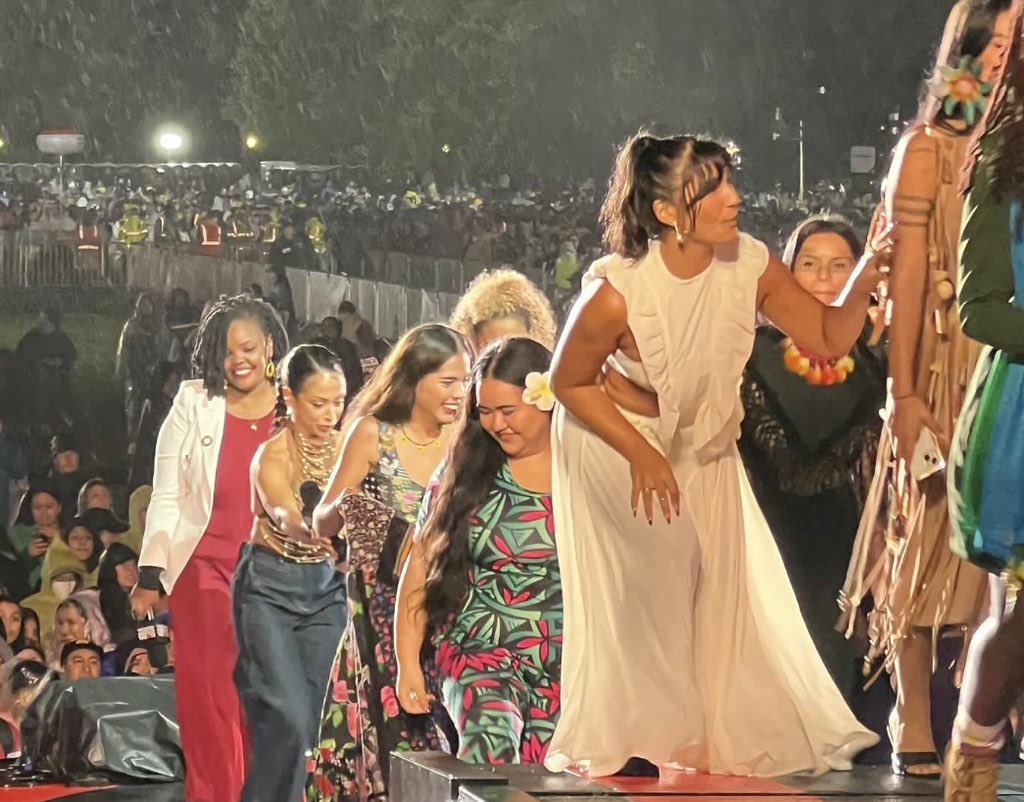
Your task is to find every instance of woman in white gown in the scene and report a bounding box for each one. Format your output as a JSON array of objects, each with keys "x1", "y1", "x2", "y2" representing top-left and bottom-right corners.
[{"x1": 545, "y1": 132, "x2": 884, "y2": 778}]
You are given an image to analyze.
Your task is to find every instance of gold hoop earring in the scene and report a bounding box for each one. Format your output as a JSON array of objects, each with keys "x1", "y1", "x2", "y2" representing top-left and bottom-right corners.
[{"x1": 265, "y1": 361, "x2": 276, "y2": 381}]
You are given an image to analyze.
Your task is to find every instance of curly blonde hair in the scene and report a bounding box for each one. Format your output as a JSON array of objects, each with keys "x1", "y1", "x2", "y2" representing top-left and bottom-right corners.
[{"x1": 449, "y1": 268, "x2": 557, "y2": 349}]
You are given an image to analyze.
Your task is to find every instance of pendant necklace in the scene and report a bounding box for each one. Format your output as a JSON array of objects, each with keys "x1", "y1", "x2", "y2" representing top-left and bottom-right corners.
[{"x1": 398, "y1": 425, "x2": 442, "y2": 454}]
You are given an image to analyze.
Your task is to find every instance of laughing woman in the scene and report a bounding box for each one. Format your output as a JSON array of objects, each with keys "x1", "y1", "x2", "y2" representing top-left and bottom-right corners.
[
  {"x1": 130, "y1": 295, "x2": 287, "y2": 802},
  {"x1": 307, "y1": 323, "x2": 471, "y2": 802},
  {"x1": 396, "y1": 337, "x2": 562, "y2": 765}
]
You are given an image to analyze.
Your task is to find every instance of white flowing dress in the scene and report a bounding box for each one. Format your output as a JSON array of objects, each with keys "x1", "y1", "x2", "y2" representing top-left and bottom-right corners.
[{"x1": 545, "y1": 234, "x2": 878, "y2": 778}]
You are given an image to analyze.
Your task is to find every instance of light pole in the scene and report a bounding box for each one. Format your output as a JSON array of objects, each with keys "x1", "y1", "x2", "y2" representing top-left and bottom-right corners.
[
  {"x1": 773, "y1": 86, "x2": 827, "y2": 209},
  {"x1": 798, "y1": 118, "x2": 805, "y2": 208},
  {"x1": 772, "y1": 108, "x2": 806, "y2": 207}
]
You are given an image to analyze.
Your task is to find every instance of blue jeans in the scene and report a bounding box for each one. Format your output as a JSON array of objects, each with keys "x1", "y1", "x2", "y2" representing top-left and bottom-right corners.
[{"x1": 233, "y1": 543, "x2": 346, "y2": 802}]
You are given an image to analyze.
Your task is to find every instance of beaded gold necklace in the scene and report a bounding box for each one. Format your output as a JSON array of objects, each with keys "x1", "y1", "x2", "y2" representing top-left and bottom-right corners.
[{"x1": 293, "y1": 429, "x2": 338, "y2": 487}]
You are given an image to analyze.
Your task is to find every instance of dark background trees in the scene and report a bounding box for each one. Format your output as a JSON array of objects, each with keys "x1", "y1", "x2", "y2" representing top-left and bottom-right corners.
[{"x1": 0, "y1": 0, "x2": 952, "y2": 186}]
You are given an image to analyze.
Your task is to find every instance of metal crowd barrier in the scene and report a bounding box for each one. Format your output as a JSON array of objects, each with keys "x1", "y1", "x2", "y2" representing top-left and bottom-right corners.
[{"x1": 0, "y1": 232, "x2": 462, "y2": 339}]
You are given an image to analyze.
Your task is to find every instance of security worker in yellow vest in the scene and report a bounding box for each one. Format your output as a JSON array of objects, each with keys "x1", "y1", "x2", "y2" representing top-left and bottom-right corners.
[
  {"x1": 305, "y1": 214, "x2": 328, "y2": 256},
  {"x1": 260, "y1": 207, "x2": 281, "y2": 259},
  {"x1": 226, "y1": 201, "x2": 257, "y2": 260},
  {"x1": 116, "y1": 204, "x2": 148, "y2": 246}
]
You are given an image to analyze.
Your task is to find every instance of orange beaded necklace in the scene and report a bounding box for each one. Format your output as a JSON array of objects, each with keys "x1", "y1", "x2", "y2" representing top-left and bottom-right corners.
[{"x1": 781, "y1": 337, "x2": 855, "y2": 386}]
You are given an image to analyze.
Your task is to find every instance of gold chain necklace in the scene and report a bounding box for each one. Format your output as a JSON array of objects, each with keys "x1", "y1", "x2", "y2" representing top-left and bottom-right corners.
[
  {"x1": 398, "y1": 424, "x2": 442, "y2": 454},
  {"x1": 293, "y1": 429, "x2": 338, "y2": 487}
]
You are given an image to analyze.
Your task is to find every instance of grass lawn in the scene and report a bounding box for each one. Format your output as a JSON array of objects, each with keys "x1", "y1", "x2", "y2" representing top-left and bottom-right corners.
[{"x1": 0, "y1": 310, "x2": 123, "y2": 409}]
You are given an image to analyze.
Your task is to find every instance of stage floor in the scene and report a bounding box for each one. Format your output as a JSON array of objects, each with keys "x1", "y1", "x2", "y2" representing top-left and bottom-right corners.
[{"x1": 7, "y1": 765, "x2": 1024, "y2": 802}]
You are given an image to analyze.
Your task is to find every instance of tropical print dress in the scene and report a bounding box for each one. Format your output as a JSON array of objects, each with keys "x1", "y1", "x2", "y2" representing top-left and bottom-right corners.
[
  {"x1": 307, "y1": 422, "x2": 454, "y2": 802},
  {"x1": 425, "y1": 462, "x2": 563, "y2": 765}
]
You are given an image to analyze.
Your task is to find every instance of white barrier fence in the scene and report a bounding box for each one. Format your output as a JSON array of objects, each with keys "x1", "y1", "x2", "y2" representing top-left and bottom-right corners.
[{"x1": 124, "y1": 248, "x2": 462, "y2": 339}]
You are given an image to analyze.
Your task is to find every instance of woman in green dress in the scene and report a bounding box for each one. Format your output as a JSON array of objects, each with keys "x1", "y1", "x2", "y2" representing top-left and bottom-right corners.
[
  {"x1": 395, "y1": 337, "x2": 562, "y2": 765},
  {"x1": 945, "y1": 8, "x2": 1024, "y2": 793}
]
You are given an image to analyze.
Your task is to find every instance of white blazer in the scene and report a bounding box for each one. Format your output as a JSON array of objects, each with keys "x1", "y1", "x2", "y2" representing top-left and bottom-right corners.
[{"x1": 139, "y1": 380, "x2": 227, "y2": 594}]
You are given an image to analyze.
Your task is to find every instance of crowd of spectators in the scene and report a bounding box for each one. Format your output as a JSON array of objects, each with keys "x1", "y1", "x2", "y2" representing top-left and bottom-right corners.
[{"x1": 0, "y1": 163, "x2": 879, "y2": 293}]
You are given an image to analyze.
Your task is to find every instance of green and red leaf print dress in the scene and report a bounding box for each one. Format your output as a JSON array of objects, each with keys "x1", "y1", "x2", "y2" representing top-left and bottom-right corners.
[{"x1": 429, "y1": 462, "x2": 563, "y2": 765}]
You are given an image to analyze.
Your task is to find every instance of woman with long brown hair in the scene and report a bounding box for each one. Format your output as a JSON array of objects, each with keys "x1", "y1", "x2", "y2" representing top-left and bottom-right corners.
[
  {"x1": 839, "y1": 0, "x2": 1014, "y2": 778},
  {"x1": 395, "y1": 337, "x2": 562, "y2": 765},
  {"x1": 307, "y1": 323, "x2": 470, "y2": 802}
]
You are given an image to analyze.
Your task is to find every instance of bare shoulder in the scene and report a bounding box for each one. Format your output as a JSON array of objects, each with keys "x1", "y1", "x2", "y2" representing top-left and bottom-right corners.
[
  {"x1": 890, "y1": 127, "x2": 939, "y2": 190},
  {"x1": 256, "y1": 429, "x2": 289, "y2": 465},
  {"x1": 574, "y1": 277, "x2": 628, "y2": 327},
  {"x1": 342, "y1": 416, "x2": 380, "y2": 458}
]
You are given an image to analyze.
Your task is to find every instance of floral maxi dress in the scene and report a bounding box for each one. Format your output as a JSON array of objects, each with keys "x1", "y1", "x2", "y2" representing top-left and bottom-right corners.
[{"x1": 307, "y1": 423, "x2": 453, "y2": 802}]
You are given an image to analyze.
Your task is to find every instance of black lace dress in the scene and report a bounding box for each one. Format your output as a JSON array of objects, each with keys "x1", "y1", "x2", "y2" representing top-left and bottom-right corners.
[{"x1": 739, "y1": 325, "x2": 886, "y2": 703}]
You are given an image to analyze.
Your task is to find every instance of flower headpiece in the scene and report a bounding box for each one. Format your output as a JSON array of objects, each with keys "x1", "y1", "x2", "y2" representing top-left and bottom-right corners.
[
  {"x1": 930, "y1": 56, "x2": 993, "y2": 126},
  {"x1": 522, "y1": 371, "x2": 556, "y2": 412}
]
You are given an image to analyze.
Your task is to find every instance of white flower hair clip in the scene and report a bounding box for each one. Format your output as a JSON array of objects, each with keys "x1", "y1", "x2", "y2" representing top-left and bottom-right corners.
[{"x1": 522, "y1": 371, "x2": 556, "y2": 412}]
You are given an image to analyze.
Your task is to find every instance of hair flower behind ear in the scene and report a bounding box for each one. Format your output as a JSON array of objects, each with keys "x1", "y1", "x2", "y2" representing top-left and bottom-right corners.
[
  {"x1": 930, "y1": 55, "x2": 993, "y2": 126},
  {"x1": 523, "y1": 371, "x2": 556, "y2": 412}
]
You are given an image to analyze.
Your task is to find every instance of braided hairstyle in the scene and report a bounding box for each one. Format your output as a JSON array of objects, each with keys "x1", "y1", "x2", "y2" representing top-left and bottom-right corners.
[
  {"x1": 191, "y1": 294, "x2": 290, "y2": 397},
  {"x1": 600, "y1": 130, "x2": 733, "y2": 259}
]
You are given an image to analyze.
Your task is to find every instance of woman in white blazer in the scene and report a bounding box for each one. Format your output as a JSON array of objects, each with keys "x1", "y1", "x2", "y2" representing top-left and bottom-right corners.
[{"x1": 130, "y1": 295, "x2": 288, "y2": 802}]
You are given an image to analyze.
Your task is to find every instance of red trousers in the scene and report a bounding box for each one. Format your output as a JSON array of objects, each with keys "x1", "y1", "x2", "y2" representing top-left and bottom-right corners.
[{"x1": 169, "y1": 535, "x2": 247, "y2": 802}]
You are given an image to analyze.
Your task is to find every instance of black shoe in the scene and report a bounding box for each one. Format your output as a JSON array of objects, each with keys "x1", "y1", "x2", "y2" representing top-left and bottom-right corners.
[{"x1": 614, "y1": 758, "x2": 659, "y2": 777}]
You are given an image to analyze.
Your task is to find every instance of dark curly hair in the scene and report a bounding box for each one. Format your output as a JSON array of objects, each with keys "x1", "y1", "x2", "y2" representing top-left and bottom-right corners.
[
  {"x1": 343, "y1": 324, "x2": 470, "y2": 426},
  {"x1": 419, "y1": 337, "x2": 553, "y2": 633},
  {"x1": 963, "y1": 1, "x2": 1024, "y2": 200},
  {"x1": 191, "y1": 294, "x2": 289, "y2": 397},
  {"x1": 600, "y1": 130, "x2": 733, "y2": 259}
]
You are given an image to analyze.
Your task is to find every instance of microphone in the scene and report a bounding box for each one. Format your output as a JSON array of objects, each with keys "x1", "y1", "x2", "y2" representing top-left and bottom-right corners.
[{"x1": 299, "y1": 481, "x2": 323, "y2": 526}]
